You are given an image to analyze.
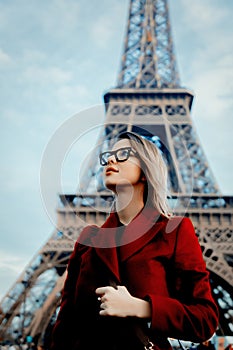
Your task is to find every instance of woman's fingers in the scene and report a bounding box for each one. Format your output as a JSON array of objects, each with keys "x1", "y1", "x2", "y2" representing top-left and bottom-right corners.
[
  {"x1": 95, "y1": 286, "x2": 115, "y2": 295},
  {"x1": 95, "y1": 285, "x2": 135, "y2": 317}
]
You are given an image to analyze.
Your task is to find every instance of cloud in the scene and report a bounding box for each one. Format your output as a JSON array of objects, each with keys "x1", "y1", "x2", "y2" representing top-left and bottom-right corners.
[
  {"x1": 2, "y1": 108, "x2": 27, "y2": 126},
  {"x1": 0, "y1": 251, "x2": 27, "y2": 300},
  {"x1": 37, "y1": 0, "x2": 81, "y2": 37},
  {"x1": 56, "y1": 84, "x2": 89, "y2": 107},
  {"x1": 0, "y1": 154, "x2": 39, "y2": 192},
  {"x1": 170, "y1": 1, "x2": 233, "y2": 124},
  {"x1": 0, "y1": 251, "x2": 26, "y2": 274},
  {"x1": 0, "y1": 48, "x2": 12, "y2": 65},
  {"x1": 22, "y1": 49, "x2": 47, "y2": 63},
  {"x1": 90, "y1": 15, "x2": 116, "y2": 48},
  {"x1": 180, "y1": 0, "x2": 229, "y2": 30},
  {"x1": 171, "y1": 1, "x2": 233, "y2": 73},
  {"x1": 23, "y1": 65, "x2": 72, "y2": 85},
  {"x1": 191, "y1": 65, "x2": 233, "y2": 122},
  {"x1": 88, "y1": 2, "x2": 127, "y2": 49}
]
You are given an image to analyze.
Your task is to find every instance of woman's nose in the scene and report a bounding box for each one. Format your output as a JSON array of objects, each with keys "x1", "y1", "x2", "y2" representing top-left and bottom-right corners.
[{"x1": 107, "y1": 154, "x2": 117, "y2": 164}]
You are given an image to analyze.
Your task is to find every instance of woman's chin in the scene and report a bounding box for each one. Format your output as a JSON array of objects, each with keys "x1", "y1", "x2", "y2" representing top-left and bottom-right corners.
[{"x1": 104, "y1": 181, "x2": 116, "y2": 192}]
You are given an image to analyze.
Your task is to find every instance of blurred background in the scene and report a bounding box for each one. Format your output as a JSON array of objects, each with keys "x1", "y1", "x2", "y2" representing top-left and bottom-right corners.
[{"x1": 0, "y1": 0, "x2": 232, "y2": 308}]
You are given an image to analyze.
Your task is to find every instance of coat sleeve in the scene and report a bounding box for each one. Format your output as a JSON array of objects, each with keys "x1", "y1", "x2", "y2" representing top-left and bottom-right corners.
[
  {"x1": 146, "y1": 217, "x2": 219, "y2": 343},
  {"x1": 50, "y1": 237, "x2": 87, "y2": 350}
]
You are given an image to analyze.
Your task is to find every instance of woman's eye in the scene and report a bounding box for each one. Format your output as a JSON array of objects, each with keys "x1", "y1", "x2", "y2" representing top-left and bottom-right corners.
[
  {"x1": 103, "y1": 152, "x2": 111, "y2": 162},
  {"x1": 118, "y1": 150, "x2": 128, "y2": 159}
]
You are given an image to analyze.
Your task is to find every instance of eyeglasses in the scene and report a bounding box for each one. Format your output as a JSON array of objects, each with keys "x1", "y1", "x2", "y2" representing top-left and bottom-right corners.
[{"x1": 99, "y1": 147, "x2": 137, "y2": 166}]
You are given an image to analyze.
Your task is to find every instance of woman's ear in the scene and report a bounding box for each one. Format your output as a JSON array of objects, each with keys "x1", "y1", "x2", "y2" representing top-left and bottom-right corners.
[{"x1": 141, "y1": 174, "x2": 146, "y2": 182}]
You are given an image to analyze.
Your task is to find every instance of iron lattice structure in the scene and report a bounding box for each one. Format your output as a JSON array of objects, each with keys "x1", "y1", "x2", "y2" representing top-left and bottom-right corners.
[{"x1": 0, "y1": 0, "x2": 232, "y2": 345}]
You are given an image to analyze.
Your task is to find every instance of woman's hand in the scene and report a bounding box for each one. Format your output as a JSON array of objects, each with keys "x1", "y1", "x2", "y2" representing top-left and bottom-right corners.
[{"x1": 95, "y1": 285, "x2": 151, "y2": 318}]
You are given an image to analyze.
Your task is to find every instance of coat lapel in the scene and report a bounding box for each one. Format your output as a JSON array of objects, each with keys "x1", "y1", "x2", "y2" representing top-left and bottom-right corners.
[
  {"x1": 92, "y1": 213, "x2": 122, "y2": 282},
  {"x1": 83, "y1": 208, "x2": 166, "y2": 282},
  {"x1": 119, "y1": 220, "x2": 165, "y2": 262},
  {"x1": 77, "y1": 220, "x2": 121, "y2": 281}
]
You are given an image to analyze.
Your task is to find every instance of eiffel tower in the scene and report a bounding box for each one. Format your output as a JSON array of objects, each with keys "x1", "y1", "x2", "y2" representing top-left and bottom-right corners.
[{"x1": 0, "y1": 0, "x2": 232, "y2": 345}]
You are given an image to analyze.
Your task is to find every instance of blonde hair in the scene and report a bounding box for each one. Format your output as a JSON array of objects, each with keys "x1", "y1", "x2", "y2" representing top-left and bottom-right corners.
[{"x1": 116, "y1": 131, "x2": 172, "y2": 218}]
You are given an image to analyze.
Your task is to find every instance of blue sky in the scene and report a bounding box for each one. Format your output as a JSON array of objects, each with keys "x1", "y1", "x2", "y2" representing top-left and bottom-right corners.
[{"x1": 0, "y1": 0, "x2": 233, "y2": 300}]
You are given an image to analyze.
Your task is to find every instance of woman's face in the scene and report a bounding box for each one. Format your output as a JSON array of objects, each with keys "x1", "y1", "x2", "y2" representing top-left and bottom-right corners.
[{"x1": 103, "y1": 138, "x2": 143, "y2": 192}]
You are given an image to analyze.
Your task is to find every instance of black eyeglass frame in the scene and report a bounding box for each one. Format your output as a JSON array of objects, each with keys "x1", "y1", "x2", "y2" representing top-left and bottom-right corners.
[{"x1": 99, "y1": 147, "x2": 137, "y2": 166}]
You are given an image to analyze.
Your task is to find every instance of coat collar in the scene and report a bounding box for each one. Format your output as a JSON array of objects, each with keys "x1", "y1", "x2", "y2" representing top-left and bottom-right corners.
[{"x1": 79, "y1": 207, "x2": 166, "y2": 282}]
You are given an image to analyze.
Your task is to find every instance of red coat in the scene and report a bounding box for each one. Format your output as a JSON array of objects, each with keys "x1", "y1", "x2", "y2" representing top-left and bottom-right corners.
[{"x1": 50, "y1": 207, "x2": 218, "y2": 350}]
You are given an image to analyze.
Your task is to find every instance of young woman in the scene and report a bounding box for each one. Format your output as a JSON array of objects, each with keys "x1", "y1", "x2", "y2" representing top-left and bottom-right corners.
[{"x1": 50, "y1": 131, "x2": 218, "y2": 350}]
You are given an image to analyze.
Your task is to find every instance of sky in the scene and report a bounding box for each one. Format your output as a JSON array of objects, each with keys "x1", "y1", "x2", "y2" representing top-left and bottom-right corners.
[{"x1": 0, "y1": 0, "x2": 233, "y2": 301}]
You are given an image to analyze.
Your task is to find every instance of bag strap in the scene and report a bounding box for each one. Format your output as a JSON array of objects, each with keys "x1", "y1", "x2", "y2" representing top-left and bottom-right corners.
[{"x1": 109, "y1": 279, "x2": 155, "y2": 350}]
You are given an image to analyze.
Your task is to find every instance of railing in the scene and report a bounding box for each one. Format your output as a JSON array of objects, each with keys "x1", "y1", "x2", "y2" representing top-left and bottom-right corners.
[{"x1": 57, "y1": 192, "x2": 233, "y2": 211}]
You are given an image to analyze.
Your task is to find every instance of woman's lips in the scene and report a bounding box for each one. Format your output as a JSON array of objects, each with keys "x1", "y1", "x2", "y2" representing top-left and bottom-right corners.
[{"x1": 105, "y1": 166, "x2": 119, "y2": 174}]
